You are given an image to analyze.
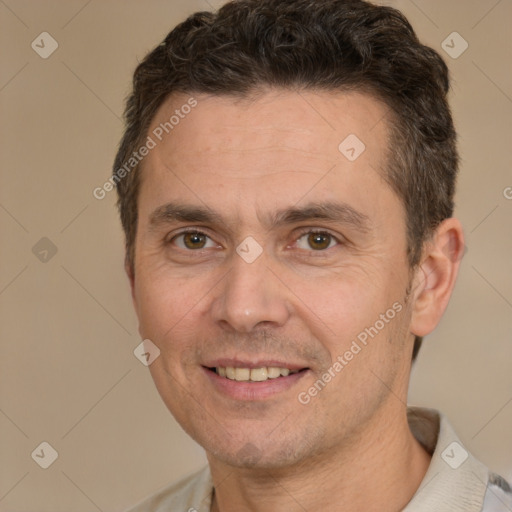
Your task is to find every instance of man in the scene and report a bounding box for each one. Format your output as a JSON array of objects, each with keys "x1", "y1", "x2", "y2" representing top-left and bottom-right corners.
[{"x1": 114, "y1": 0, "x2": 511, "y2": 510}]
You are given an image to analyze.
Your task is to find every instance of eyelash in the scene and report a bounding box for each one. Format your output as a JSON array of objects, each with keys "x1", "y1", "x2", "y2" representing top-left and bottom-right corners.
[{"x1": 168, "y1": 228, "x2": 343, "y2": 252}]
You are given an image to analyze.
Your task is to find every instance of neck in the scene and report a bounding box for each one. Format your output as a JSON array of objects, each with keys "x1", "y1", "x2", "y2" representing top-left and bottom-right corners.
[{"x1": 208, "y1": 406, "x2": 431, "y2": 512}]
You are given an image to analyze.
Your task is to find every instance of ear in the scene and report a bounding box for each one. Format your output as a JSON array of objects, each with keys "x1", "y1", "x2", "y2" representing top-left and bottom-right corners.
[
  {"x1": 125, "y1": 253, "x2": 145, "y2": 339},
  {"x1": 125, "y1": 253, "x2": 137, "y2": 309},
  {"x1": 409, "y1": 218, "x2": 465, "y2": 337}
]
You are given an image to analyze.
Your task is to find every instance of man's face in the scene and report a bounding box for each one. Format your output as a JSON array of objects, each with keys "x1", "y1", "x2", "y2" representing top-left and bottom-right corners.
[{"x1": 131, "y1": 90, "x2": 416, "y2": 468}]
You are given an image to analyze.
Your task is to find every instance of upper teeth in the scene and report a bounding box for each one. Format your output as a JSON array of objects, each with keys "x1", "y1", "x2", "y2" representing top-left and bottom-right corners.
[{"x1": 216, "y1": 366, "x2": 299, "y2": 382}]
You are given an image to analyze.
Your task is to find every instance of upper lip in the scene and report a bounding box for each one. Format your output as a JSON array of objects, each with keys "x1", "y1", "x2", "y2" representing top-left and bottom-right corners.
[{"x1": 203, "y1": 359, "x2": 309, "y2": 371}]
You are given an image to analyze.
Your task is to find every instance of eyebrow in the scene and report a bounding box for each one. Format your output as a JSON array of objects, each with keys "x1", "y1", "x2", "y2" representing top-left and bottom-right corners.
[
  {"x1": 270, "y1": 201, "x2": 371, "y2": 233},
  {"x1": 148, "y1": 200, "x2": 372, "y2": 233}
]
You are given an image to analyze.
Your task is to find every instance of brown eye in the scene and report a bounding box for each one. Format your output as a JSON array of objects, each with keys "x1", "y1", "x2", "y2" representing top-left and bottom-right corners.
[
  {"x1": 183, "y1": 232, "x2": 207, "y2": 249},
  {"x1": 173, "y1": 231, "x2": 215, "y2": 250},
  {"x1": 308, "y1": 232, "x2": 332, "y2": 250},
  {"x1": 296, "y1": 231, "x2": 338, "y2": 251}
]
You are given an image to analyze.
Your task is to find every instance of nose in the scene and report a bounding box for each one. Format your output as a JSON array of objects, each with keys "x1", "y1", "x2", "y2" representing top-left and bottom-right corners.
[{"x1": 210, "y1": 251, "x2": 291, "y2": 333}]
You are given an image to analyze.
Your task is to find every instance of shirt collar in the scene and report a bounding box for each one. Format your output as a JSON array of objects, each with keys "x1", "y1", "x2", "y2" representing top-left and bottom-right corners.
[{"x1": 404, "y1": 406, "x2": 489, "y2": 511}]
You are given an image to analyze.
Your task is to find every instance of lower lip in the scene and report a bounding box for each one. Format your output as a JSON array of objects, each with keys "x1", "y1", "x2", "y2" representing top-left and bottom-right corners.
[{"x1": 202, "y1": 367, "x2": 309, "y2": 401}]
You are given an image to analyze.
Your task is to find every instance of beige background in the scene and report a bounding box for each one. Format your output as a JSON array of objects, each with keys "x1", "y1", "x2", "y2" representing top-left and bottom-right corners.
[{"x1": 0, "y1": 0, "x2": 511, "y2": 510}]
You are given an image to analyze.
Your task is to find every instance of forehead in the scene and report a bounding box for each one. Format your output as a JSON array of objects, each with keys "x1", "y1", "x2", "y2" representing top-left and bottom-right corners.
[
  {"x1": 147, "y1": 89, "x2": 389, "y2": 163},
  {"x1": 138, "y1": 89, "x2": 397, "y2": 228}
]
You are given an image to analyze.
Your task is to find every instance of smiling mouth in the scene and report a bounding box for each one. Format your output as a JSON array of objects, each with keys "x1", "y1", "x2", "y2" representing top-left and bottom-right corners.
[{"x1": 208, "y1": 366, "x2": 308, "y2": 382}]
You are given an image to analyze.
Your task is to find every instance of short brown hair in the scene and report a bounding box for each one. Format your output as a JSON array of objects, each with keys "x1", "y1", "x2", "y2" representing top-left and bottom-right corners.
[{"x1": 114, "y1": 0, "x2": 459, "y2": 360}]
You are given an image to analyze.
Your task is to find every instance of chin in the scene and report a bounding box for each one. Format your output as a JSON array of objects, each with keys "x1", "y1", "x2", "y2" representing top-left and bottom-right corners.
[{"x1": 204, "y1": 434, "x2": 312, "y2": 470}]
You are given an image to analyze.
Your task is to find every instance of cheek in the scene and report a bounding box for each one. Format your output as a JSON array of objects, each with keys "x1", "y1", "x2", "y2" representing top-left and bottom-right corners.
[
  {"x1": 290, "y1": 266, "x2": 409, "y2": 372},
  {"x1": 287, "y1": 264, "x2": 387, "y2": 334},
  {"x1": 134, "y1": 270, "x2": 193, "y2": 338},
  {"x1": 134, "y1": 265, "x2": 220, "y2": 362}
]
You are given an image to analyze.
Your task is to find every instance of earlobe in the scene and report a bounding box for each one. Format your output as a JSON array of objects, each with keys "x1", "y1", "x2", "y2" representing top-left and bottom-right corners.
[{"x1": 409, "y1": 218, "x2": 465, "y2": 337}]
